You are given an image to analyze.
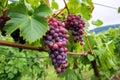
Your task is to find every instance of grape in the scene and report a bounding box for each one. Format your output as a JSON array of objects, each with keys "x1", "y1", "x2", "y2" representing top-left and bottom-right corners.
[
  {"x1": 65, "y1": 14, "x2": 85, "y2": 45},
  {"x1": 56, "y1": 68, "x2": 61, "y2": 73},
  {"x1": 44, "y1": 17, "x2": 69, "y2": 73},
  {"x1": 0, "y1": 10, "x2": 10, "y2": 36}
]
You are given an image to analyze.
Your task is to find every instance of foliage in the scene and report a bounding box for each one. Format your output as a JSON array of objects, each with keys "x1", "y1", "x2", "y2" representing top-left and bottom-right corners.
[
  {"x1": 0, "y1": 33, "x2": 51, "y2": 80},
  {"x1": 118, "y1": 7, "x2": 120, "y2": 13},
  {"x1": 92, "y1": 19, "x2": 103, "y2": 26},
  {"x1": 0, "y1": 0, "x2": 120, "y2": 80},
  {"x1": 51, "y1": 0, "x2": 59, "y2": 10},
  {"x1": 4, "y1": 1, "x2": 52, "y2": 43}
]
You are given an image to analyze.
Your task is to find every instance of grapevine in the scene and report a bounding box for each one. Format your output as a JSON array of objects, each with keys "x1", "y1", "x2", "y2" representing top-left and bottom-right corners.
[
  {"x1": 44, "y1": 17, "x2": 69, "y2": 73},
  {"x1": 0, "y1": 0, "x2": 117, "y2": 80}
]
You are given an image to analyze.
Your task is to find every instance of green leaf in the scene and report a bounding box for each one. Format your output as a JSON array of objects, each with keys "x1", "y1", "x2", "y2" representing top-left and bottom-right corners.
[
  {"x1": 24, "y1": 0, "x2": 34, "y2": 13},
  {"x1": 118, "y1": 7, "x2": 120, "y2": 13},
  {"x1": 73, "y1": 42, "x2": 82, "y2": 52},
  {"x1": 8, "y1": 72, "x2": 14, "y2": 79},
  {"x1": 0, "y1": 0, "x2": 8, "y2": 13},
  {"x1": 87, "y1": 54, "x2": 94, "y2": 61},
  {"x1": 92, "y1": 19, "x2": 103, "y2": 26},
  {"x1": 105, "y1": 40, "x2": 115, "y2": 56},
  {"x1": 51, "y1": 0, "x2": 59, "y2": 10},
  {"x1": 0, "y1": 0, "x2": 8, "y2": 8},
  {"x1": 67, "y1": 0, "x2": 80, "y2": 14},
  {"x1": 79, "y1": 3, "x2": 92, "y2": 20},
  {"x1": 82, "y1": 0, "x2": 93, "y2": 6},
  {"x1": 10, "y1": 0, "x2": 19, "y2": 2},
  {"x1": 33, "y1": 65, "x2": 42, "y2": 73},
  {"x1": 26, "y1": 0, "x2": 40, "y2": 8},
  {"x1": 58, "y1": 69, "x2": 78, "y2": 80},
  {"x1": 4, "y1": 2, "x2": 52, "y2": 43},
  {"x1": 93, "y1": 49, "x2": 106, "y2": 56}
]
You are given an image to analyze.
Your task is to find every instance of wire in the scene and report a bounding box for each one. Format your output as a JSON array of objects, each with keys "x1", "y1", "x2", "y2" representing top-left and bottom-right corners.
[{"x1": 93, "y1": 2, "x2": 118, "y2": 10}]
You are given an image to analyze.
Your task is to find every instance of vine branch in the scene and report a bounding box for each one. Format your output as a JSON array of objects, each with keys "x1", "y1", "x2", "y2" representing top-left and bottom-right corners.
[
  {"x1": 0, "y1": 40, "x2": 47, "y2": 51},
  {"x1": 54, "y1": 7, "x2": 66, "y2": 17},
  {"x1": 63, "y1": 0, "x2": 69, "y2": 14},
  {"x1": 85, "y1": 33, "x2": 92, "y2": 54},
  {"x1": 0, "y1": 40, "x2": 87, "y2": 55}
]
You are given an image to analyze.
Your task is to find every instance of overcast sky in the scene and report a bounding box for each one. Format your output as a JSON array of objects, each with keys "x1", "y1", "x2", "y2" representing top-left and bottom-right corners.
[{"x1": 90, "y1": 0, "x2": 120, "y2": 29}]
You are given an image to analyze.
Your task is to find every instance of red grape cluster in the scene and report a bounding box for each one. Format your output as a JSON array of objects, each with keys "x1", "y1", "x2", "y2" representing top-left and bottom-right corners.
[
  {"x1": 65, "y1": 14, "x2": 85, "y2": 45},
  {"x1": 0, "y1": 10, "x2": 10, "y2": 30},
  {"x1": 44, "y1": 17, "x2": 69, "y2": 73}
]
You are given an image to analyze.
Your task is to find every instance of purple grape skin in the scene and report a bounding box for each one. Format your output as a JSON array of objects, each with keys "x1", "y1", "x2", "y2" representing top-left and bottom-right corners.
[
  {"x1": 57, "y1": 60, "x2": 62, "y2": 64},
  {"x1": 57, "y1": 55, "x2": 62, "y2": 60},
  {"x1": 53, "y1": 44, "x2": 58, "y2": 49},
  {"x1": 50, "y1": 30, "x2": 55, "y2": 34},
  {"x1": 56, "y1": 68, "x2": 62, "y2": 73},
  {"x1": 62, "y1": 60, "x2": 66, "y2": 64},
  {"x1": 52, "y1": 59, "x2": 57, "y2": 64},
  {"x1": 59, "y1": 47, "x2": 64, "y2": 52},
  {"x1": 53, "y1": 22, "x2": 58, "y2": 27},
  {"x1": 46, "y1": 35, "x2": 52, "y2": 40},
  {"x1": 54, "y1": 33, "x2": 58, "y2": 38},
  {"x1": 57, "y1": 42, "x2": 63, "y2": 47},
  {"x1": 54, "y1": 51, "x2": 59, "y2": 56},
  {"x1": 48, "y1": 42, "x2": 53, "y2": 48},
  {"x1": 50, "y1": 54, "x2": 55, "y2": 58},
  {"x1": 62, "y1": 64, "x2": 67, "y2": 68}
]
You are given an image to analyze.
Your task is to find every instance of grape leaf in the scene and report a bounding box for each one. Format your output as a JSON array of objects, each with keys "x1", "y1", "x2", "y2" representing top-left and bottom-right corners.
[
  {"x1": 0, "y1": 0, "x2": 8, "y2": 8},
  {"x1": 82, "y1": 0, "x2": 94, "y2": 12},
  {"x1": 67, "y1": 0, "x2": 92, "y2": 20},
  {"x1": 8, "y1": 72, "x2": 14, "y2": 79},
  {"x1": 51, "y1": 0, "x2": 59, "y2": 10},
  {"x1": 0, "y1": 0, "x2": 8, "y2": 14},
  {"x1": 105, "y1": 40, "x2": 115, "y2": 56},
  {"x1": 82, "y1": 0, "x2": 93, "y2": 6},
  {"x1": 80, "y1": 3, "x2": 92, "y2": 20},
  {"x1": 118, "y1": 7, "x2": 120, "y2": 13},
  {"x1": 9, "y1": 0, "x2": 19, "y2": 2},
  {"x1": 67, "y1": 0, "x2": 80, "y2": 14},
  {"x1": 26, "y1": 0, "x2": 40, "y2": 8},
  {"x1": 87, "y1": 54, "x2": 94, "y2": 61},
  {"x1": 4, "y1": 2, "x2": 52, "y2": 43},
  {"x1": 92, "y1": 19, "x2": 103, "y2": 26},
  {"x1": 58, "y1": 69, "x2": 78, "y2": 80}
]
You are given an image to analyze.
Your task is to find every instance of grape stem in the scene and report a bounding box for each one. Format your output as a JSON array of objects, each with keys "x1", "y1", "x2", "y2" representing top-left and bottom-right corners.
[
  {"x1": 54, "y1": 7, "x2": 66, "y2": 17},
  {"x1": 0, "y1": 40, "x2": 87, "y2": 55},
  {"x1": 85, "y1": 33, "x2": 92, "y2": 54},
  {"x1": 82, "y1": 45, "x2": 84, "y2": 54},
  {"x1": 63, "y1": 0, "x2": 70, "y2": 14}
]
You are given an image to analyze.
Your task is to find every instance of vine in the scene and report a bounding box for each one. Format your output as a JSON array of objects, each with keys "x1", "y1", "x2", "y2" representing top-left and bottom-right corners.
[{"x1": 0, "y1": 0, "x2": 119, "y2": 80}]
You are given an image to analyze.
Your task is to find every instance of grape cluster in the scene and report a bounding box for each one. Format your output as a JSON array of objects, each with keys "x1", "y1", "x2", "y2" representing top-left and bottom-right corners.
[
  {"x1": 65, "y1": 14, "x2": 85, "y2": 45},
  {"x1": 0, "y1": 10, "x2": 10, "y2": 35},
  {"x1": 44, "y1": 17, "x2": 69, "y2": 73},
  {"x1": 0, "y1": 10, "x2": 10, "y2": 30}
]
